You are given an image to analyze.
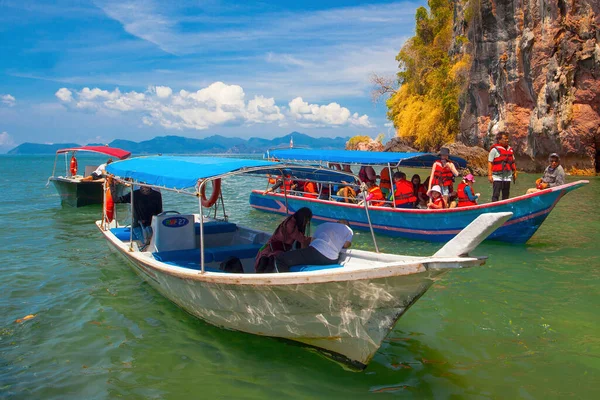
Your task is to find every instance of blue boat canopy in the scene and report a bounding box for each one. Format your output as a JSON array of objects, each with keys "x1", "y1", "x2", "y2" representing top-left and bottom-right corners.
[
  {"x1": 106, "y1": 156, "x2": 355, "y2": 190},
  {"x1": 265, "y1": 149, "x2": 468, "y2": 168}
]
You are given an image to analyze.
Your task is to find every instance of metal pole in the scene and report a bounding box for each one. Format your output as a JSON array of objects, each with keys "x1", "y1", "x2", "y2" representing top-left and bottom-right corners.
[
  {"x1": 102, "y1": 179, "x2": 107, "y2": 230},
  {"x1": 362, "y1": 187, "x2": 379, "y2": 253},
  {"x1": 129, "y1": 184, "x2": 134, "y2": 252},
  {"x1": 198, "y1": 182, "x2": 205, "y2": 273},
  {"x1": 282, "y1": 170, "x2": 289, "y2": 215}
]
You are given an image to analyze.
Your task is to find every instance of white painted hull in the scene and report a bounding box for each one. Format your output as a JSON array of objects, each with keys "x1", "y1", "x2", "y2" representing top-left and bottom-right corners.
[{"x1": 99, "y1": 222, "x2": 480, "y2": 368}]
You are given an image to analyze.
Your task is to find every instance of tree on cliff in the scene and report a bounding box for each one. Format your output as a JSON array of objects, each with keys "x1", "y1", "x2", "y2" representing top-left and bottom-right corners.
[{"x1": 385, "y1": 0, "x2": 470, "y2": 151}]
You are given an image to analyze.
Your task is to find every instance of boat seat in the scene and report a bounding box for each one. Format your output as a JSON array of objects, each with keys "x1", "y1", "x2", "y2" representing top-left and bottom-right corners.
[
  {"x1": 194, "y1": 221, "x2": 238, "y2": 235},
  {"x1": 111, "y1": 227, "x2": 132, "y2": 242},
  {"x1": 153, "y1": 243, "x2": 263, "y2": 266},
  {"x1": 149, "y1": 214, "x2": 196, "y2": 253},
  {"x1": 289, "y1": 264, "x2": 344, "y2": 272}
]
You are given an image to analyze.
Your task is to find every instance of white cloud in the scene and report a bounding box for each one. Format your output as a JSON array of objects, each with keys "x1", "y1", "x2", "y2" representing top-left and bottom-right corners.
[
  {"x1": 288, "y1": 97, "x2": 372, "y2": 128},
  {"x1": 1, "y1": 94, "x2": 16, "y2": 107},
  {"x1": 0, "y1": 132, "x2": 15, "y2": 146},
  {"x1": 55, "y1": 83, "x2": 368, "y2": 130},
  {"x1": 55, "y1": 88, "x2": 73, "y2": 102}
]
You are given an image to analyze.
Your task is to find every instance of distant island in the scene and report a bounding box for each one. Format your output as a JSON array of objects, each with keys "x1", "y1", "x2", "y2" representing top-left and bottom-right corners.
[{"x1": 7, "y1": 132, "x2": 350, "y2": 155}]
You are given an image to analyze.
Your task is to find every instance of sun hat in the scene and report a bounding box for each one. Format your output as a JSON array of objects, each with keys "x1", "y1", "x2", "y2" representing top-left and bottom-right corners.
[
  {"x1": 464, "y1": 173, "x2": 475, "y2": 182},
  {"x1": 427, "y1": 185, "x2": 442, "y2": 197},
  {"x1": 438, "y1": 147, "x2": 450, "y2": 156}
]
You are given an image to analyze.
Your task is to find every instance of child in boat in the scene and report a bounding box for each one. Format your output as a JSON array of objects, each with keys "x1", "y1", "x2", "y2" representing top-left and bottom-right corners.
[
  {"x1": 457, "y1": 174, "x2": 480, "y2": 207},
  {"x1": 255, "y1": 207, "x2": 313, "y2": 273},
  {"x1": 427, "y1": 185, "x2": 446, "y2": 209},
  {"x1": 391, "y1": 171, "x2": 416, "y2": 208},
  {"x1": 359, "y1": 181, "x2": 386, "y2": 207}
]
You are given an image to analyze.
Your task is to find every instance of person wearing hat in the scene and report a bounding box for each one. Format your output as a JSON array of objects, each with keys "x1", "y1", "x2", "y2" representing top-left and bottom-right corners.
[
  {"x1": 457, "y1": 174, "x2": 480, "y2": 207},
  {"x1": 488, "y1": 132, "x2": 517, "y2": 201},
  {"x1": 427, "y1": 185, "x2": 446, "y2": 209},
  {"x1": 428, "y1": 147, "x2": 459, "y2": 202},
  {"x1": 527, "y1": 153, "x2": 565, "y2": 194}
]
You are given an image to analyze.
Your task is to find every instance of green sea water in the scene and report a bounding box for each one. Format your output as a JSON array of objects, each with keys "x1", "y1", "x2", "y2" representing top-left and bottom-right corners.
[{"x1": 1, "y1": 155, "x2": 598, "y2": 399}]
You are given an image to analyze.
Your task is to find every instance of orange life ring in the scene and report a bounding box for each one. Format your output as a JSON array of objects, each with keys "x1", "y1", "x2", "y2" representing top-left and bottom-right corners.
[
  {"x1": 200, "y1": 179, "x2": 222, "y2": 207},
  {"x1": 343, "y1": 186, "x2": 356, "y2": 203},
  {"x1": 105, "y1": 185, "x2": 114, "y2": 222},
  {"x1": 70, "y1": 156, "x2": 78, "y2": 176}
]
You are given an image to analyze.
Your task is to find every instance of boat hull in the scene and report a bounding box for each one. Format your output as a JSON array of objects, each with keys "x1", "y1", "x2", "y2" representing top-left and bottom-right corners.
[
  {"x1": 50, "y1": 177, "x2": 104, "y2": 207},
  {"x1": 249, "y1": 181, "x2": 588, "y2": 244},
  {"x1": 100, "y1": 227, "x2": 446, "y2": 368}
]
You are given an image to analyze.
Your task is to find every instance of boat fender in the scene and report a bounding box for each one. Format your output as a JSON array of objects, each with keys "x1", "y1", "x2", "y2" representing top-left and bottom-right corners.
[
  {"x1": 200, "y1": 179, "x2": 222, "y2": 208},
  {"x1": 70, "y1": 156, "x2": 78, "y2": 176}
]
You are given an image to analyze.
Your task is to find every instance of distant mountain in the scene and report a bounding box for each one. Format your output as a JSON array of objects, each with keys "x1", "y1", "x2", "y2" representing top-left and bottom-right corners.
[{"x1": 7, "y1": 132, "x2": 350, "y2": 155}]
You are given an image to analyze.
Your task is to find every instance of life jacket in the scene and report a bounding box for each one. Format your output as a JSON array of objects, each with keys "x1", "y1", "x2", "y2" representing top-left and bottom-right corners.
[
  {"x1": 431, "y1": 160, "x2": 455, "y2": 189},
  {"x1": 268, "y1": 175, "x2": 277, "y2": 185},
  {"x1": 457, "y1": 182, "x2": 477, "y2": 207},
  {"x1": 368, "y1": 186, "x2": 386, "y2": 207},
  {"x1": 393, "y1": 180, "x2": 417, "y2": 206},
  {"x1": 415, "y1": 184, "x2": 427, "y2": 199},
  {"x1": 304, "y1": 181, "x2": 318, "y2": 198},
  {"x1": 428, "y1": 197, "x2": 446, "y2": 209},
  {"x1": 380, "y1": 168, "x2": 391, "y2": 191},
  {"x1": 283, "y1": 179, "x2": 293, "y2": 193},
  {"x1": 359, "y1": 166, "x2": 376, "y2": 184},
  {"x1": 491, "y1": 144, "x2": 516, "y2": 173}
]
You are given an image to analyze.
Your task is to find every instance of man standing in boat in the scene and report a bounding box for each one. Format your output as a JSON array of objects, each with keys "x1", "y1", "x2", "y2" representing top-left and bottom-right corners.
[{"x1": 488, "y1": 133, "x2": 517, "y2": 202}]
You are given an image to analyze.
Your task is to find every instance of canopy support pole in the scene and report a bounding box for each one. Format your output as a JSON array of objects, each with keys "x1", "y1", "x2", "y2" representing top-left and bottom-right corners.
[
  {"x1": 361, "y1": 186, "x2": 379, "y2": 253},
  {"x1": 198, "y1": 182, "x2": 205, "y2": 273},
  {"x1": 129, "y1": 185, "x2": 134, "y2": 252}
]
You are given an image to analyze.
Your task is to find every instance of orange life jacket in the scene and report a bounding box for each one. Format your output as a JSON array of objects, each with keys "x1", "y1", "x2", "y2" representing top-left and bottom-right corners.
[
  {"x1": 457, "y1": 182, "x2": 477, "y2": 207},
  {"x1": 431, "y1": 160, "x2": 455, "y2": 189},
  {"x1": 393, "y1": 180, "x2": 416, "y2": 206},
  {"x1": 490, "y1": 144, "x2": 516, "y2": 173},
  {"x1": 428, "y1": 197, "x2": 446, "y2": 209},
  {"x1": 368, "y1": 186, "x2": 386, "y2": 207},
  {"x1": 380, "y1": 168, "x2": 391, "y2": 191},
  {"x1": 304, "y1": 181, "x2": 318, "y2": 198}
]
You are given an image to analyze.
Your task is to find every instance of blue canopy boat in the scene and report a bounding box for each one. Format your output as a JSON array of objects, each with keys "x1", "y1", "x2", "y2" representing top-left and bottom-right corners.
[
  {"x1": 249, "y1": 149, "x2": 588, "y2": 244},
  {"x1": 99, "y1": 155, "x2": 511, "y2": 368}
]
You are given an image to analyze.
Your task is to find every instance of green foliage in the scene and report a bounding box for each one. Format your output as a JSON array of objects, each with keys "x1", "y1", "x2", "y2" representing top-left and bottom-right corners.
[{"x1": 387, "y1": 0, "x2": 471, "y2": 151}]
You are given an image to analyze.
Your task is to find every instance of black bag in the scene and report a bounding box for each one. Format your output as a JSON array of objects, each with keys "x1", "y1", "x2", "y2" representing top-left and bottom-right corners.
[{"x1": 219, "y1": 256, "x2": 244, "y2": 273}]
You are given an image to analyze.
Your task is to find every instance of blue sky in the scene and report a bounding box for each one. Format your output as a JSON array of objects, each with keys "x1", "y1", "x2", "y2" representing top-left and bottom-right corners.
[{"x1": 0, "y1": 0, "x2": 426, "y2": 152}]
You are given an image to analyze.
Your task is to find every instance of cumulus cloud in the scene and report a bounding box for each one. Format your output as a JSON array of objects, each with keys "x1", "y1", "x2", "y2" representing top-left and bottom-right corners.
[
  {"x1": 1, "y1": 94, "x2": 16, "y2": 107},
  {"x1": 55, "y1": 88, "x2": 73, "y2": 102},
  {"x1": 0, "y1": 132, "x2": 15, "y2": 146},
  {"x1": 288, "y1": 97, "x2": 372, "y2": 128}
]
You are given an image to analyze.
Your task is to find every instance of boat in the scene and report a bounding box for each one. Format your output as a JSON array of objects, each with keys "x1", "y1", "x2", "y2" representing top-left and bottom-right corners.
[
  {"x1": 98, "y1": 155, "x2": 512, "y2": 369},
  {"x1": 249, "y1": 148, "x2": 589, "y2": 243},
  {"x1": 48, "y1": 145, "x2": 131, "y2": 207}
]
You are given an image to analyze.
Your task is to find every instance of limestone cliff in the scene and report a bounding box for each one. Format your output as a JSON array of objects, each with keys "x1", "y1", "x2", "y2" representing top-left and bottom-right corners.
[{"x1": 454, "y1": 0, "x2": 600, "y2": 172}]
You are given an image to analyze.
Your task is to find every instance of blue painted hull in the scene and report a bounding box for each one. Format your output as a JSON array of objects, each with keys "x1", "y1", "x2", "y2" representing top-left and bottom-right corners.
[{"x1": 249, "y1": 181, "x2": 588, "y2": 244}]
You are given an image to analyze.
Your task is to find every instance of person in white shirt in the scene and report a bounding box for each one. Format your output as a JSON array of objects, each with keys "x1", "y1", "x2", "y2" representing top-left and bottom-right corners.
[
  {"x1": 274, "y1": 220, "x2": 353, "y2": 272},
  {"x1": 82, "y1": 158, "x2": 113, "y2": 181}
]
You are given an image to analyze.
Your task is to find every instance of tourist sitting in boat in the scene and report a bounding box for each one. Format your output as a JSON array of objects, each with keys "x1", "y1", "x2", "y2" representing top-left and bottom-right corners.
[
  {"x1": 335, "y1": 185, "x2": 357, "y2": 203},
  {"x1": 447, "y1": 191, "x2": 459, "y2": 208},
  {"x1": 303, "y1": 180, "x2": 318, "y2": 198},
  {"x1": 427, "y1": 185, "x2": 446, "y2": 209},
  {"x1": 359, "y1": 165, "x2": 378, "y2": 185},
  {"x1": 411, "y1": 174, "x2": 428, "y2": 208},
  {"x1": 526, "y1": 153, "x2": 565, "y2": 194},
  {"x1": 359, "y1": 181, "x2": 387, "y2": 207},
  {"x1": 391, "y1": 171, "x2": 416, "y2": 209},
  {"x1": 379, "y1": 167, "x2": 393, "y2": 197},
  {"x1": 264, "y1": 173, "x2": 297, "y2": 194},
  {"x1": 82, "y1": 158, "x2": 113, "y2": 181},
  {"x1": 109, "y1": 178, "x2": 163, "y2": 247},
  {"x1": 428, "y1": 147, "x2": 459, "y2": 202},
  {"x1": 457, "y1": 174, "x2": 480, "y2": 207},
  {"x1": 274, "y1": 220, "x2": 353, "y2": 273},
  {"x1": 254, "y1": 207, "x2": 313, "y2": 273}
]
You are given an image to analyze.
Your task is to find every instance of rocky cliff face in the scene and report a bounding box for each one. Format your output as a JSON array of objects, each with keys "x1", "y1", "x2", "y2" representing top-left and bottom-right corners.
[{"x1": 454, "y1": 0, "x2": 600, "y2": 172}]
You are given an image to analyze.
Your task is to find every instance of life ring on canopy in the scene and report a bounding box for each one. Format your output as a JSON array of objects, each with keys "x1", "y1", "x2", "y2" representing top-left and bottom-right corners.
[
  {"x1": 104, "y1": 185, "x2": 114, "y2": 222},
  {"x1": 267, "y1": 175, "x2": 277, "y2": 185},
  {"x1": 200, "y1": 179, "x2": 222, "y2": 207},
  {"x1": 342, "y1": 186, "x2": 356, "y2": 203},
  {"x1": 70, "y1": 156, "x2": 78, "y2": 176}
]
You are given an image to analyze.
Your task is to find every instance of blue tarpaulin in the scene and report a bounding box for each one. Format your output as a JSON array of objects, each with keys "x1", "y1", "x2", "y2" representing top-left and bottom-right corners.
[
  {"x1": 106, "y1": 156, "x2": 355, "y2": 190},
  {"x1": 265, "y1": 149, "x2": 468, "y2": 168}
]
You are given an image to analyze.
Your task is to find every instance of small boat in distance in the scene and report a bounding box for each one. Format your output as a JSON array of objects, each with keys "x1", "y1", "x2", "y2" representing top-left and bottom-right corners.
[
  {"x1": 99, "y1": 155, "x2": 511, "y2": 369},
  {"x1": 48, "y1": 145, "x2": 131, "y2": 207},
  {"x1": 250, "y1": 148, "x2": 589, "y2": 244}
]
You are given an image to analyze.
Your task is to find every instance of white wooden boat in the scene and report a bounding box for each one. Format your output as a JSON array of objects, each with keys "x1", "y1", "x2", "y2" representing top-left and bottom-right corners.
[{"x1": 99, "y1": 156, "x2": 512, "y2": 369}]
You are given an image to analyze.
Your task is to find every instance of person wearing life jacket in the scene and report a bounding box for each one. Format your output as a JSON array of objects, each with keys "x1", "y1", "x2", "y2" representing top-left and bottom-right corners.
[
  {"x1": 264, "y1": 173, "x2": 297, "y2": 194},
  {"x1": 391, "y1": 171, "x2": 416, "y2": 208},
  {"x1": 457, "y1": 174, "x2": 480, "y2": 207},
  {"x1": 358, "y1": 165, "x2": 378, "y2": 185},
  {"x1": 428, "y1": 147, "x2": 459, "y2": 202},
  {"x1": 410, "y1": 174, "x2": 428, "y2": 208},
  {"x1": 427, "y1": 185, "x2": 446, "y2": 209},
  {"x1": 379, "y1": 166, "x2": 394, "y2": 197},
  {"x1": 488, "y1": 132, "x2": 517, "y2": 202},
  {"x1": 303, "y1": 181, "x2": 318, "y2": 199},
  {"x1": 363, "y1": 181, "x2": 386, "y2": 207}
]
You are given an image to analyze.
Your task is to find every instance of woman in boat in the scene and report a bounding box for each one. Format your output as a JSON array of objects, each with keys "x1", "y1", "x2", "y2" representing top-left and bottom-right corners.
[
  {"x1": 427, "y1": 185, "x2": 446, "y2": 209},
  {"x1": 303, "y1": 180, "x2": 319, "y2": 199},
  {"x1": 457, "y1": 174, "x2": 480, "y2": 207},
  {"x1": 379, "y1": 167, "x2": 393, "y2": 197},
  {"x1": 411, "y1": 174, "x2": 428, "y2": 208},
  {"x1": 428, "y1": 147, "x2": 459, "y2": 202},
  {"x1": 391, "y1": 171, "x2": 416, "y2": 208},
  {"x1": 254, "y1": 207, "x2": 313, "y2": 273}
]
